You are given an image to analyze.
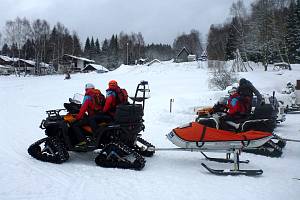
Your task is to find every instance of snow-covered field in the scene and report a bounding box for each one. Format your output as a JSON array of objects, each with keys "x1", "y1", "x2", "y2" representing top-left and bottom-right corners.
[{"x1": 0, "y1": 61, "x2": 300, "y2": 200}]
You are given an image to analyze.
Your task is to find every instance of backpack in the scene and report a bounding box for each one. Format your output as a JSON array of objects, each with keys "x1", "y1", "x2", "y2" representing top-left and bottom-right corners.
[
  {"x1": 91, "y1": 89, "x2": 106, "y2": 112},
  {"x1": 116, "y1": 88, "x2": 128, "y2": 104}
]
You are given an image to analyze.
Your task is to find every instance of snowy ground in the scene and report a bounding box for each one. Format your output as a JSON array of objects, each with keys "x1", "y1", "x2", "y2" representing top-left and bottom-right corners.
[{"x1": 0, "y1": 61, "x2": 300, "y2": 200}]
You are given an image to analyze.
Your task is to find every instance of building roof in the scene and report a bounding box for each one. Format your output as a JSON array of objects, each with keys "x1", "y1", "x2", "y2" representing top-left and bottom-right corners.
[
  {"x1": 147, "y1": 59, "x2": 161, "y2": 66},
  {"x1": 64, "y1": 54, "x2": 95, "y2": 63},
  {"x1": 201, "y1": 50, "x2": 207, "y2": 57},
  {"x1": 0, "y1": 64, "x2": 12, "y2": 69},
  {"x1": 0, "y1": 55, "x2": 13, "y2": 62},
  {"x1": 20, "y1": 59, "x2": 35, "y2": 66},
  {"x1": 82, "y1": 64, "x2": 109, "y2": 72},
  {"x1": 176, "y1": 47, "x2": 190, "y2": 58}
]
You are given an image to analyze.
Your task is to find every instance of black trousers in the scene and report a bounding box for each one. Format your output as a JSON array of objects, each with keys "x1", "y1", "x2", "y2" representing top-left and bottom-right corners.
[
  {"x1": 71, "y1": 116, "x2": 90, "y2": 143},
  {"x1": 89, "y1": 112, "x2": 112, "y2": 133}
]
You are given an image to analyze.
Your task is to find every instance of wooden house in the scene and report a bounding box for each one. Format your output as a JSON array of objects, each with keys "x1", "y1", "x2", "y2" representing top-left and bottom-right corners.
[
  {"x1": 60, "y1": 54, "x2": 95, "y2": 72},
  {"x1": 175, "y1": 47, "x2": 190, "y2": 63},
  {"x1": 82, "y1": 64, "x2": 109, "y2": 73}
]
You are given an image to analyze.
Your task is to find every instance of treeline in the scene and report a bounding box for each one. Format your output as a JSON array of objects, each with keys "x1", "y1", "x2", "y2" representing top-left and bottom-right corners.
[
  {"x1": 207, "y1": 0, "x2": 300, "y2": 70},
  {"x1": 0, "y1": 17, "x2": 203, "y2": 70},
  {"x1": 1, "y1": 17, "x2": 82, "y2": 70},
  {"x1": 83, "y1": 32, "x2": 175, "y2": 69}
]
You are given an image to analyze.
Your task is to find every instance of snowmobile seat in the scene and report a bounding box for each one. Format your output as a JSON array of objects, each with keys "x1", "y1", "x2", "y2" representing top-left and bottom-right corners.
[{"x1": 252, "y1": 104, "x2": 276, "y2": 120}]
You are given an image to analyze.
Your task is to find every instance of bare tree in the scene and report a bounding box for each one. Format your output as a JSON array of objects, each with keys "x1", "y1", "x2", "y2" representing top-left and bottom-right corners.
[{"x1": 5, "y1": 17, "x2": 30, "y2": 74}]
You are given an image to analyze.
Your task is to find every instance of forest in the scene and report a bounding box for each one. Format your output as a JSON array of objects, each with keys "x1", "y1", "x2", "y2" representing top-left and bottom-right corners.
[{"x1": 207, "y1": 0, "x2": 300, "y2": 70}]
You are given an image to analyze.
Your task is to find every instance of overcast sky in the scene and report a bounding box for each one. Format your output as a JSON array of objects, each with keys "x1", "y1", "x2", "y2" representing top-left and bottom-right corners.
[{"x1": 0, "y1": 0, "x2": 253, "y2": 45}]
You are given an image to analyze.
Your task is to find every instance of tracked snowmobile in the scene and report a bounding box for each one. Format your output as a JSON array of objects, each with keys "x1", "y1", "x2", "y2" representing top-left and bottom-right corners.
[
  {"x1": 195, "y1": 96, "x2": 286, "y2": 158},
  {"x1": 28, "y1": 81, "x2": 155, "y2": 170}
]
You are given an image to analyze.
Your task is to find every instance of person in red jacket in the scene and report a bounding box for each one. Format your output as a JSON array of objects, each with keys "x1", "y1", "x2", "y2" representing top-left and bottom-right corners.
[
  {"x1": 72, "y1": 83, "x2": 104, "y2": 149},
  {"x1": 219, "y1": 87, "x2": 247, "y2": 129},
  {"x1": 103, "y1": 80, "x2": 120, "y2": 117},
  {"x1": 227, "y1": 89, "x2": 246, "y2": 117}
]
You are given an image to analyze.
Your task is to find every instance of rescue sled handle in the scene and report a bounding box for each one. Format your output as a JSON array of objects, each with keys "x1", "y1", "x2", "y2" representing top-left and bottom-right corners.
[
  {"x1": 148, "y1": 147, "x2": 236, "y2": 153},
  {"x1": 273, "y1": 134, "x2": 300, "y2": 143},
  {"x1": 279, "y1": 138, "x2": 300, "y2": 143}
]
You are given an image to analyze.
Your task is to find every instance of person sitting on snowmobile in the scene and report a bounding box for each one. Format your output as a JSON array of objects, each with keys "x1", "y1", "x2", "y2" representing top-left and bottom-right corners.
[
  {"x1": 218, "y1": 87, "x2": 247, "y2": 129},
  {"x1": 237, "y1": 78, "x2": 262, "y2": 114},
  {"x1": 226, "y1": 87, "x2": 247, "y2": 119},
  {"x1": 103, "y1": 80, "x2": 128, "y2": 117},
  {"x1": 71, "y1": 83, "x2": 105, "y2": 149},
  {"x1": 85, "y1": 80, "x2": 129, "y2": 141}
]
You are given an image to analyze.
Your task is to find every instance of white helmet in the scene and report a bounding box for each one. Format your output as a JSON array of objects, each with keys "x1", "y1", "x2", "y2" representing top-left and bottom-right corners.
[
  {"x1": 85, "y1": 83, "x2": 95, "y2": 90},
  {"x1": 228, "y1": 86, "x2": 237, "y2": 95}
]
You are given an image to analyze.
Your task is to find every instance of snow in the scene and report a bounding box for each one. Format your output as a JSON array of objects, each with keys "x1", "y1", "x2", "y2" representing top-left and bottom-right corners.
[{"x1": 0, "y1": 61, "x2": 300, "y2": 200}]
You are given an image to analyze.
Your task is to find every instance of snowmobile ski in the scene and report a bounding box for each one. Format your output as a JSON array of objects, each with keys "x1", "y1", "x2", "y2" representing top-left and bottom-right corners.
[
  {"x1": 28, "y1": 137, "x2": 69, "y2": 164},
  {"x1": 201, "y1": 163, "x2": 263, "y2": 176},
  {"x1": 95, "y1": 142, "x2": 145, "y2": 170},
  {"x1": 201, "y1": 152, "x2": 249, "y2": 164}
]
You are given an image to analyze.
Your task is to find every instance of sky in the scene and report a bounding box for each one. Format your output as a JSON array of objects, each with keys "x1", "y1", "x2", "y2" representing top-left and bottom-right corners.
[{"x1": 0, "y1": 0, "x2": 254, "y2": 45}]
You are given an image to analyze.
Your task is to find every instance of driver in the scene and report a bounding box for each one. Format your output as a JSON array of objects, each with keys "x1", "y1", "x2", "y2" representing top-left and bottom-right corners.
[{"x1": 72, "y1": 83, "x2": 105, "y2": 149}]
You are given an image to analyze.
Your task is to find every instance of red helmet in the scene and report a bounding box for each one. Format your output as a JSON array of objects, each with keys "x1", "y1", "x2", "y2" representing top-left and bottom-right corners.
[{"x1": 108, "y1": 80, "x2": 118, "y2": 87}]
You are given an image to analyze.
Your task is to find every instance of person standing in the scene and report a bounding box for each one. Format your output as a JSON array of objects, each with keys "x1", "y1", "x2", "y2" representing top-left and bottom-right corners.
[{"x1": 237, "y1": 78, "x2": 262, "y2": 114}]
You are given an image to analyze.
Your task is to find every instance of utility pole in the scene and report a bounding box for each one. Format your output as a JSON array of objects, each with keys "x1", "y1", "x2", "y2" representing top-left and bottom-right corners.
[{"x1": 126, "y1": 42, "x2": 129, "y2": 65}]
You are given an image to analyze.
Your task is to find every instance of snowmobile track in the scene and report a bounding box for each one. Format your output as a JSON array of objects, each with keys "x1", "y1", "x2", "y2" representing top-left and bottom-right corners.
[
  {"x1": 28, "y1": 137, "x2": 69, "y2": 164},
  {"x1": 95, "y1": 142, "x2": 145, "y2": 170}
]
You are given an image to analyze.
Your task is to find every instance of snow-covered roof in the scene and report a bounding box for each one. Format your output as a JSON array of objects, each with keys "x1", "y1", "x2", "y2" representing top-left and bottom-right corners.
[
  {"x1": 83, "y1": 64, "x2": 109, "y2": 72},
  {"x1": 18, "y1": 59, "x2": 51, "y2": 68},
  {"x1": 0, "y1": 64, "x2": 12, "y2": 69},
  {"x1": 0, "y1": 55, "x2": 13, "y2": 62},
  {"x1": 64, "y1": 54, "x2": 95, "y2": 63},
  {"x1": 0, "y1": 55, "x2": 20, "y2": 62},
  {"x1": 147, "y1": 59, "x2": 161, "y2": 66},
  {"x1": 40, "y1": 62, "x2": 50, "y2": 68},
  {"x1": 19, "y1": 59, "x2": 35, "y2": 67},
  {"x1": 274, "y1": 62, "x2": 290, "y2": 66}
]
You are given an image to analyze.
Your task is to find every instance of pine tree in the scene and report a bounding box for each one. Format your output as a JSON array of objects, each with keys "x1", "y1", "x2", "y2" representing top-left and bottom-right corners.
[
  {"x1": 72, "y1": 32, "x2": 82, "y2": 56},
  {"x1": 295, "y1": 0, "x2": 300, "y2": 62},
  {"x1": 225, "y1": 17, "x2": 240, "y2": 61},
  {"x1": 102, "y1": 39, "x2": 109, "y2": 54},
  {"x1": 84, "y1": 37, "x2": 91, "y2": 57},
  {"x1": 286, "y1": 0, "x2": 298, "y2": 63},
  {"x1": 90, "y1": 37, "x2": 95, "y2": 53},
  {"x1": 22, "y1": 39, "x2": 35, "y2": 59},
  {"x1": 1, "y1": 43, "x2": 11, "y2": 56},
  {"x1": 95, "y1": 38, "x2": 101, "y2": 54}
]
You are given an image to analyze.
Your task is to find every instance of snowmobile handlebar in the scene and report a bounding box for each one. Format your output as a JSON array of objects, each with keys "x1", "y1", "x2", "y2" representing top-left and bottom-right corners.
[{"x1": 45, "y1": 109, "x2": 66, "y2": 118}]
